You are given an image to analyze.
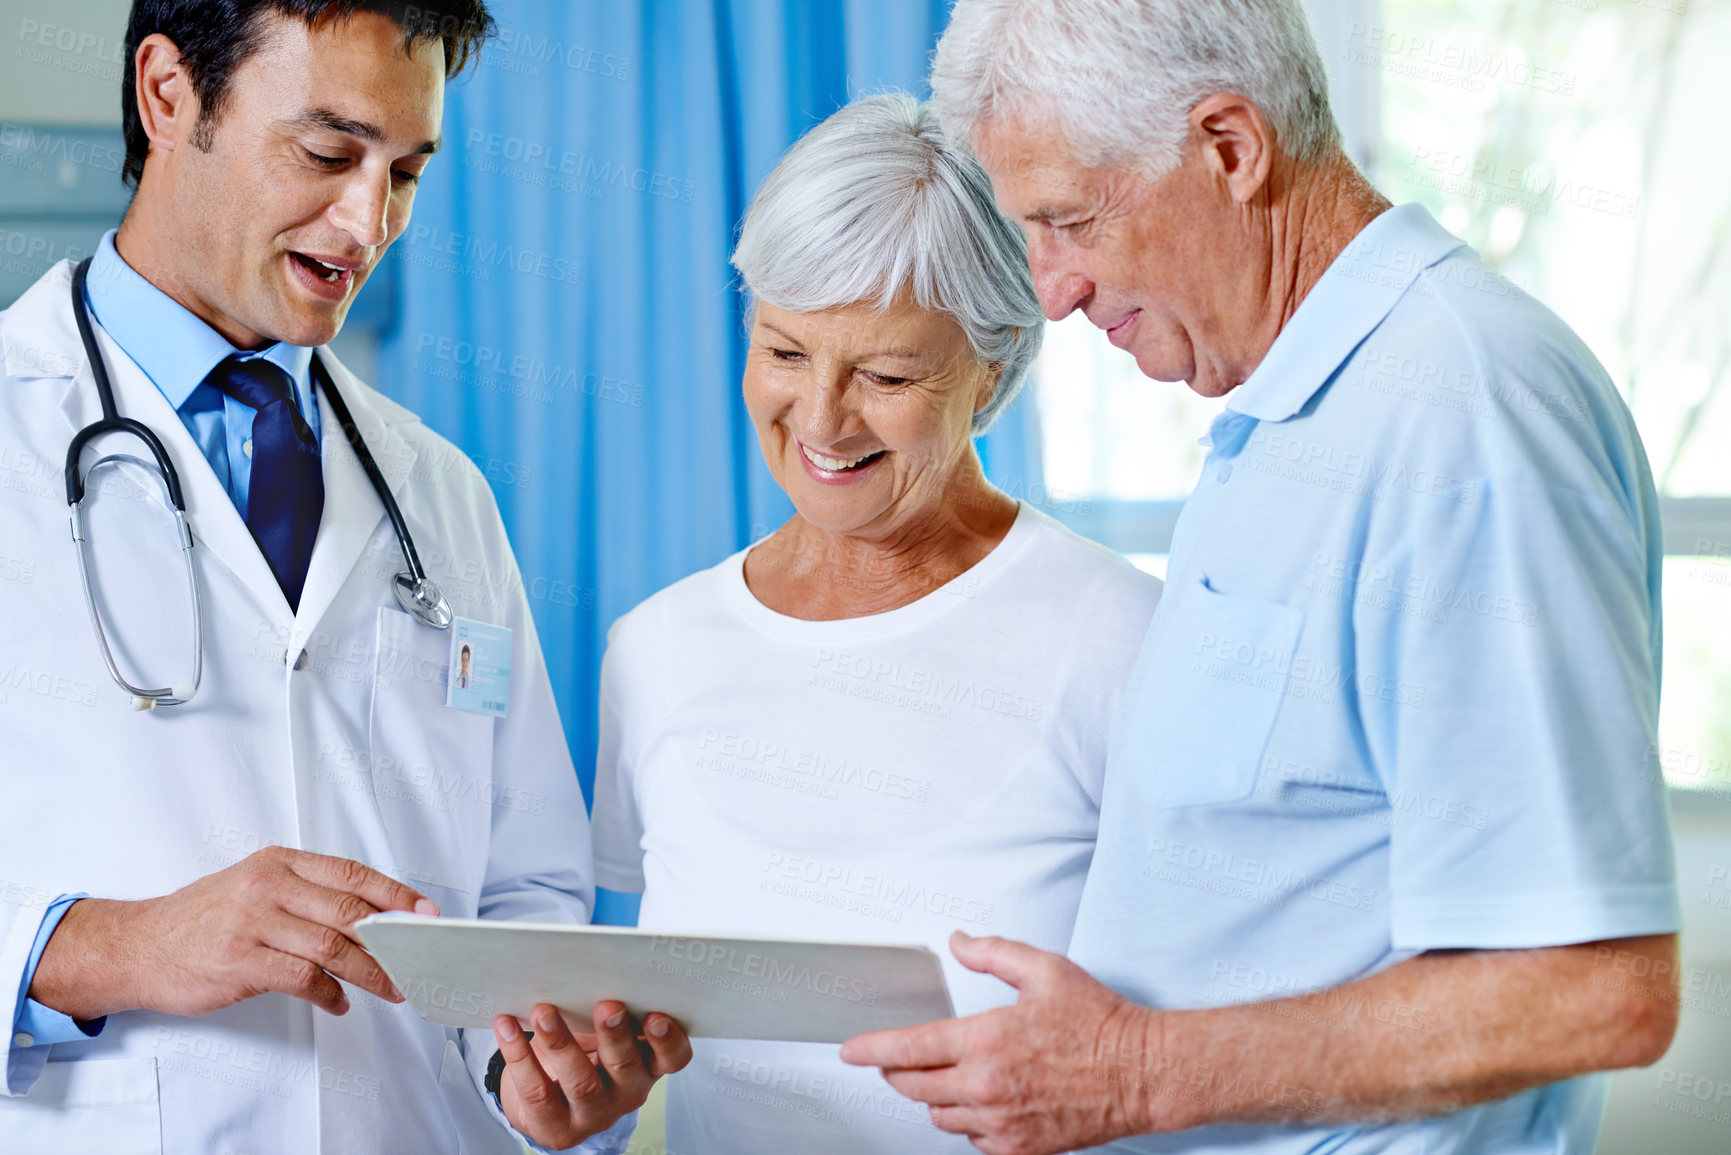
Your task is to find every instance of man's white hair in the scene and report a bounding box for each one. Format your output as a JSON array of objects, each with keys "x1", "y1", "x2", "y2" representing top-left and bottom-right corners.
[
  {"x1": 931, "y1": 0, "x2": 1342, "y2": 177},
  {"x1": 731, "y1": 93, "x2": 1045, "y2": 436}
]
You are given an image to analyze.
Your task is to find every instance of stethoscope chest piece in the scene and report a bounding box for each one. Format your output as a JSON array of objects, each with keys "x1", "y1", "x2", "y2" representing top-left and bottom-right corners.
[{"x1": 394, "y1": 573, "x2": 454, "y2": 630}]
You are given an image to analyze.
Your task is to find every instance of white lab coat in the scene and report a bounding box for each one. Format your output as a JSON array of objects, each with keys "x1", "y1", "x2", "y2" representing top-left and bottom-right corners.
[{"x1": 0, "y1": 261, "x2": 612, "y2": 1154}]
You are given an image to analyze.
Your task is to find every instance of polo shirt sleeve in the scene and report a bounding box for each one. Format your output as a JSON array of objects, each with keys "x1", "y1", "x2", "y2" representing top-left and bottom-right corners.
[{"x1": 1358, "y1": 464, "x2": 1680, "y2": 951}]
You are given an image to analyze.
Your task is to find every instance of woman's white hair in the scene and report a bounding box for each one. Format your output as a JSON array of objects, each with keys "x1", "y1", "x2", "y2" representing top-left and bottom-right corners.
[
  {"x1": 930, "y1": 0, "x2": 1341, "y2": 177},
  {"x1": 730, "y1": 92, "x2": 1044, "y2": 436}
]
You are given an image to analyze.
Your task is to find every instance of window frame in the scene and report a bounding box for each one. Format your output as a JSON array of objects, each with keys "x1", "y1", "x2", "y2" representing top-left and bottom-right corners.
[{"x1": 1052, "y1": 498, "x2": 1731, "y2": 560}]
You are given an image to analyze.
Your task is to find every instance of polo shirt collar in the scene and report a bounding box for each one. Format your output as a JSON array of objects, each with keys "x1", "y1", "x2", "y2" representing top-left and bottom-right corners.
[
  {"x1": 1224, "y1": 203, "x2": 1467, "y2": 424},
  {"x1": 84, "y1": 230, "x2": 313, "y2": 408}
]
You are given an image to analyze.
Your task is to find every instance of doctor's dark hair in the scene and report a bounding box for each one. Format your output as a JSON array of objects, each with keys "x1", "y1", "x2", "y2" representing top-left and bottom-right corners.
[{"x1": 120, "y1": 0, "x2": 496, "y2": 187}]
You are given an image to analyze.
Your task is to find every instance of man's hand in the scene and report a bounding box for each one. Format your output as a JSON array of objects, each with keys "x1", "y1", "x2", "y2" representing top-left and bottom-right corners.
[
  {"x1": 841, "y1": 931, "x2": 1157, "y2": 1155},
  {"x1": 844, "y1": 931, "x2": 1682, "y2": 1154},
  {"x1": 28, "y1": 846, "x2": 437, "y2": 1022},
  {"x1": 494, "y1": 1001, "x2": 693, "y2": 1150}
]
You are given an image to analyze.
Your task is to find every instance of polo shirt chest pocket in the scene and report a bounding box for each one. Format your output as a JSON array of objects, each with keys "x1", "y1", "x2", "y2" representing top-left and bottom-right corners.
[{"x1": 1115, "y1": 575, "x2": 1304, "y2": 809}]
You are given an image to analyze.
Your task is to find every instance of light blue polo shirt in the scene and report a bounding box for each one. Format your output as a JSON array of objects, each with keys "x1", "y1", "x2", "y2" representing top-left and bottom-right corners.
[{"x1": 1069, "y1": 203, "x2": 1680, "y2": 1154}]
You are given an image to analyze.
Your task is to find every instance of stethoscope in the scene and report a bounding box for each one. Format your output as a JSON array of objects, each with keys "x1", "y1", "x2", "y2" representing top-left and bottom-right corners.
[{"x1": 64, "y1": 256, "x2": 454, "y2": 711}]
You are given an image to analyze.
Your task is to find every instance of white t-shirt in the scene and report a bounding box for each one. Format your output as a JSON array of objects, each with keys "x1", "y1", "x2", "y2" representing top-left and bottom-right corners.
[{"x1": 592, "y1": 503, "x2": 1161, "y2": 1154}]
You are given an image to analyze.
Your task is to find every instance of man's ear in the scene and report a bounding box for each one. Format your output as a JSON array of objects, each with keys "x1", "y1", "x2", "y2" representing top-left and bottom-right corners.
[
  {"x1": 133, "y1": 33, "x2": 201, "y2": 159},
  {"x1": 1189, "y1": 93, "x2": 1274, "y2": 204}
]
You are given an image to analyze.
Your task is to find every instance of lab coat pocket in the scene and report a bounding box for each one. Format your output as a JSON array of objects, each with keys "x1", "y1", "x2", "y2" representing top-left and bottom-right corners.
[
  {"x1": 1117, "y1": 574, "x2": 1303, "y2": 809},
  {"x1": 0, "y1": 1056, "x2": 162, "y2": 1155},
  {"x1": 368, "y1": 608, "x2": 496, "y2": 918},
  {"x1": 437, "y1": 1035, "x2": 507, "y2": 1154}
]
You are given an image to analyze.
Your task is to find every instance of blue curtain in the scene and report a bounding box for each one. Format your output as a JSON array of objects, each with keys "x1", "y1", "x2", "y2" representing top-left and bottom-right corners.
[{"x1": 373, "y1": 0, "x2": 1042, "y2": 820}]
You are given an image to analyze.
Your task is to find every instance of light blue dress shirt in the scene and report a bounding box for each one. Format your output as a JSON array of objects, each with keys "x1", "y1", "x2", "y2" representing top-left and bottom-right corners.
[
  {"x1": 83, "y1": 229, "x2": 319, "y2": 512},
  {"x1": 11, "y1": 232, "x2": 322, "y2": 1053},
  {"x1": 1069, "y1": 204, "x2": 1679, "y2": 1154}
]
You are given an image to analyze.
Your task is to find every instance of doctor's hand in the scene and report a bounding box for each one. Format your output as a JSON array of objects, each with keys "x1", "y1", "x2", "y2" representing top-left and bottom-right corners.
[
  {"x1": 29, "y1": 846, "x2": 436, "y2": 1023},
  {"x1": 494, "y1": 1000, "x2": 692, "y2": 1150},
  {"x1": 840, "y1": 931, "x2": 1160, "y2": 1155}
]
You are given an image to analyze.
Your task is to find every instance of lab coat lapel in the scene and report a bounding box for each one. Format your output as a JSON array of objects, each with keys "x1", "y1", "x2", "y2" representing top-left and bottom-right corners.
[
  {"x1": 295, "y1": 350, "x2": 417, "y2": 637},
  {"x1": 2, "y1": 262, "x2": 101, "y2": 457},
  {"x1": 5, "y1": 263, "x2": 293, "y2": 623}
]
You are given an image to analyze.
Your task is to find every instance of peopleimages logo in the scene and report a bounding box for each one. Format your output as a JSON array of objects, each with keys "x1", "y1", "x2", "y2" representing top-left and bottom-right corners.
[
  {"x1": 0, "y1": 230, "x2": 93, "y2": 275},
  {"x1": 465, "y1": 131, "x2": 694, "y2": 203},
  {"x1": 413, "y1": 332, "x2": 645, "y2": 407},
  {"x1": 645, "y1": 935, "x2": 880, "y2": 1006},
  {"x1": 402, "y1": 226, "x2": 583, "y2": 286},
  {"x1": 0, "y1": 123, "x2": 124, "y2": 174},
  {"x1": 486, "y1": 25, "x2": 632, "y2": 81},
  {"x1": 399, "y1": 978, "x2": 494, "y2": 1019}
]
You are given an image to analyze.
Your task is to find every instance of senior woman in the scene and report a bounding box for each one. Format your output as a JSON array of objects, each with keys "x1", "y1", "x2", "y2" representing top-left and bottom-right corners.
[
  {"x1": 589, "y1": 93, "x2": 1160, "y2": 1153},
  {"x1": 841, "y1": 2, "x2": 1681, "y2": 1155}
]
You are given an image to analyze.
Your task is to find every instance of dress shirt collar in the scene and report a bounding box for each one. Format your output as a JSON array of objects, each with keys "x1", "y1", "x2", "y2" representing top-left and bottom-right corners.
[{"x1": 83, "y1": 229, "x2": 315, "y2": 407}]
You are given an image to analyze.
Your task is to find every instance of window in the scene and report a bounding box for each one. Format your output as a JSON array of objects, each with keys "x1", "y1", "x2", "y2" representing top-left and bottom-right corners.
[{"x1": 1032, "y1": 0, "x2": 1730, "y2": 793}]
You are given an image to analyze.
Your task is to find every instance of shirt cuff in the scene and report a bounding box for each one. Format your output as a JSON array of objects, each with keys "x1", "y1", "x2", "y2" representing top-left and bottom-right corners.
[
  {"x1": 12, "y1": 896, "x2": 106, "y2": 1049},
  {"x1": 522, "y1": 1109, "x2": 638, "y2": 1155}
]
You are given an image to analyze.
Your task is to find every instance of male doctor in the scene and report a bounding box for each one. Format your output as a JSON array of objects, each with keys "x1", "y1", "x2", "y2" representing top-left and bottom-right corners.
[{"x1": 0, "y1": 2, "x2": 689, "y2": 1152}]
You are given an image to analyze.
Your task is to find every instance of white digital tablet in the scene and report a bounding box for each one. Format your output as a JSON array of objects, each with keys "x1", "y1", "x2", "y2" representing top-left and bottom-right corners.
[{"x1": 355, "y1": 913, "x2": 956, "y2": 1044}]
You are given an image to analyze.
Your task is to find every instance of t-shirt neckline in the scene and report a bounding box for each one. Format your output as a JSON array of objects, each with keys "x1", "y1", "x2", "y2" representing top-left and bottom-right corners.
[{"x1": 723, "y1": 500, "x2": 1036, "y2": 641}]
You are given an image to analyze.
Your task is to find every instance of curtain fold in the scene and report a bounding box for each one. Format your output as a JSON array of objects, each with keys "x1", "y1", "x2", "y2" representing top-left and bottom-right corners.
[{"x1": 374, "y1": 0, "x2": 1042, "y2": 802}]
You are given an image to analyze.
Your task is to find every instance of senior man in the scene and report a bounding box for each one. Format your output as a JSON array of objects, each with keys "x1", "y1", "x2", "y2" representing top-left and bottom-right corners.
[{"x1": 841, "y1": 2, "x2": 1681, "y2": 1153}]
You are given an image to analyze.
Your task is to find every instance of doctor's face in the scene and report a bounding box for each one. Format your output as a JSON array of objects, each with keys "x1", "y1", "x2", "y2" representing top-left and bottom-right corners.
[
  {"x1": 129, "y1": 11, "x2": 444, "y2": 349},
  {"x1": 743, "y1": 298, "x2": 997, "y2": 541}
]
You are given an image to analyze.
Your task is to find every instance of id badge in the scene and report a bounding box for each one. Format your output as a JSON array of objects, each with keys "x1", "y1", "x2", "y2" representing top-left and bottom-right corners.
[{"x1": 446, "y1": 617, "x2": 512, "y2": 717}]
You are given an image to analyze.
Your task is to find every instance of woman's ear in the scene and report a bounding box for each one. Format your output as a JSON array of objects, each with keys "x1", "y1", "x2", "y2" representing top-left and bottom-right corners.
[{"x1": 973, "y1": 362, "x2": 1005, "y2": 414}]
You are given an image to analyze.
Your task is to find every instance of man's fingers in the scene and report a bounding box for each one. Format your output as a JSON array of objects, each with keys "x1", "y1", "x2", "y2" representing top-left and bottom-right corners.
[
  {"x1": 529, "y1": 1004, "x2": 605, "y2": 1101},
  {"x1": 642, "y1": 1013, "x2": 693, "y2": 1077},
  {"x1": 840, "y1": 1015, "x2": 970, "y2": 1070},
  {"x1": 255, "y1": 945, "x2": 348, "y2": 1015},
  {"x1": 496, "y1": 1015, "x2": 567, "y2": 1129},
  {"x1": 258, "y1": 910, "x2": 402, "y2": 1004},
  {"x1": 881, "y1": 1065, "x2": 970, "y2": 1107},
  {"x1": 926, "y1": 1103, "x2": 991, "y2": 1138},
  {"x1": 591, "y1": 1001, "x2": 648, "y2": 1093},
  {"x1": 280, "y1": 849, "x2": 436, "y2": 917},
  {"x1": 949, "y1": 931, "x2": 1053, "y2": 991},
  {"x1": 272, "y1": 874, "x2": 383, "y2": 948}
]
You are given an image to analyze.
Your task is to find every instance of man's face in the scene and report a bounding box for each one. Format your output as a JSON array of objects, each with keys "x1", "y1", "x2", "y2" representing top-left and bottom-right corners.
[
  {"x1": 974, "y1": 114, "x2": 1244, "y2": 397},
  {"x1": 142, "y1": 10, "x2": 444, "y2": 348}
]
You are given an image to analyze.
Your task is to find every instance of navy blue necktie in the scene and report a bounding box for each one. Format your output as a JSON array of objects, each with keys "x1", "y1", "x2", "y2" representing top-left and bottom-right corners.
[{"x1": 208, "y1": 357, "x2": 324, "y2": 609}]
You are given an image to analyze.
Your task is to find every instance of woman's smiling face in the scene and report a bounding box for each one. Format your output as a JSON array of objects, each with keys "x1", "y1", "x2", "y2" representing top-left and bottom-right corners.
[{"x1": 742, "y1": 296, "x2": 999, "y2": 540}]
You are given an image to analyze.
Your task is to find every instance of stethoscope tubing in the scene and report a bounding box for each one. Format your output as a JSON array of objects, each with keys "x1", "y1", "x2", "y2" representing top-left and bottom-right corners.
[
  {"x1": 62, "y1": 256, "x2": 452, "y2": 708},
  {"x1": 312, "y1": 356, "x2": 432, "y2": 588},
  {"x1": 65, "y1": 259, "x2": 187, "y2": 510}
]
